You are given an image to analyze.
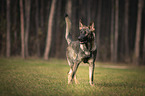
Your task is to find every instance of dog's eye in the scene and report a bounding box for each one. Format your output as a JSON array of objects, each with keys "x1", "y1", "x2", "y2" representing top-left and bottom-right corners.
[{"x1": 80, "y1": 30, "x2": 86, "y2": 34}]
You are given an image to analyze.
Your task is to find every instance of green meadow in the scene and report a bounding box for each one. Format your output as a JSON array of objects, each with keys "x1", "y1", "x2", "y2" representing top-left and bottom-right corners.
[{"x1": 0, "y1": 58, "x2": 145, "y2": 96}]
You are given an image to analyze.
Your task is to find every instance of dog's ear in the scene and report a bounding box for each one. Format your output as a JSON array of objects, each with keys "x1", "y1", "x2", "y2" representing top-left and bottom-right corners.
[
  {"x1": 79, "y1": 19, "x2": 83, "y2": 30},
  {"x1": 89, "y1": 22, "x2": 95, "y2": 31}
]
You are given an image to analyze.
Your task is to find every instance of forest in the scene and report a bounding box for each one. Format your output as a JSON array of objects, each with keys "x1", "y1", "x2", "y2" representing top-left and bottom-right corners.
[{"x1": 0, "y1": 0, "x2": 145, "y2": 65}]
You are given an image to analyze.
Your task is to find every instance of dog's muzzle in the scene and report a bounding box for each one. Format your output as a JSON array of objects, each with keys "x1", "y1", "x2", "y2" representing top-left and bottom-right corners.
[{"x1": 78, "y1": 35, "x2": 88, "y2": 44}]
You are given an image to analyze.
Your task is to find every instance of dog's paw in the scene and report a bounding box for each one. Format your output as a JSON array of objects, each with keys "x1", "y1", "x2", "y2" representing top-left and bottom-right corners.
[
  {"x1": 68, "y1": 75, "x2": 73, "y2": 84},
  {"x1": 75, "y1": 79, "x2": 80, "y2": 84},
  {"x1": 68, "y1": 80, "x2": 73, "y2": 85},
  {"x1": 89, "y1": 82, "x2": 95, "y2": 86},
  {"x1": 90, "y1": 83, "x2": 95, "y2": 86}
]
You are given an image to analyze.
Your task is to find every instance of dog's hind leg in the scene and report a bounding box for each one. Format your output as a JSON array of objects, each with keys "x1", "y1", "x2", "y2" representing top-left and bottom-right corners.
[
  {"x1": 67, "y1": 58, "x2": 74, "y2": 84},
  {"x1": 68, "y1": 65, "x2": 80, "y2": 84},
  {"x1": 69, "y1": 62, "x2": 80, "y2": 84},
  {"x1": 68, "y1": 67, "x2": 80, "y2": 84},
  {"x1": 74, "y1": 74, "x2": 80, "y2": 84},
  {"x1": 68, "y1": 68, "x2": 73, "y2": 84}
]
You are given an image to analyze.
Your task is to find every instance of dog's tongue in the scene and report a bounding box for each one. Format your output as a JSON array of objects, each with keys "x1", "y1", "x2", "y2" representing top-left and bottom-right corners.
[{"x1": 80, "y1": 41, "x2": 85, "y2": 44}]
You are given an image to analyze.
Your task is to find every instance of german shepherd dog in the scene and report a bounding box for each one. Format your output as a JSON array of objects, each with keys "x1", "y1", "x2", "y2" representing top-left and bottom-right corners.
[{"x1": 65, "y1": 15, "x2": 97, "y2": 86}]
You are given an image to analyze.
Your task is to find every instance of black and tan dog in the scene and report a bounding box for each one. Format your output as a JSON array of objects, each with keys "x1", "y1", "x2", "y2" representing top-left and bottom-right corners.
[{"x1": 65, "y1": 15, "x2": 97, "y2": 86}]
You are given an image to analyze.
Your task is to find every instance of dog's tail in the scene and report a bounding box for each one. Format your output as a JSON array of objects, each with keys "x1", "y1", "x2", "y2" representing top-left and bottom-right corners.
[{"x1": 65, "y1": 14, "x2": 72, "y2": 45}]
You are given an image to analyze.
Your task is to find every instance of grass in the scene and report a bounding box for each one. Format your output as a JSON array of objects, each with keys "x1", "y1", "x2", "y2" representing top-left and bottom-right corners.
[{"x1": 0, "y1": 57, "x2": 145, "y2": 96}]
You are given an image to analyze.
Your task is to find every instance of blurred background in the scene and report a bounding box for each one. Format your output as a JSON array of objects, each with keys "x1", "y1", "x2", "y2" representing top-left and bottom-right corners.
[{"x1": 0, "y1": 0, "x2": 144, "y2": 65}]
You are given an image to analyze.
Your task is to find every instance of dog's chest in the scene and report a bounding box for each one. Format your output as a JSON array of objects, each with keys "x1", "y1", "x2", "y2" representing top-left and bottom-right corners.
[{"x1": 80, "y1": 44, "x2": 90, "y2": 55}]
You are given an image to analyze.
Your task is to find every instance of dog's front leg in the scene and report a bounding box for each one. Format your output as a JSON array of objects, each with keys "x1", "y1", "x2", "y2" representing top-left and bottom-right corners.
[
  {"x1": 88, "y1": 59, "x2": 95, "y2": 86},
  {"x1": 68, "y1": 62, "x2": 80, "y2": 84}
]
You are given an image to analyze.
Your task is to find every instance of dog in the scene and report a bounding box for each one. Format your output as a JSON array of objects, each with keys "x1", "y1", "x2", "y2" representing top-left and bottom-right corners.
[{"x1": 65, "y1": 15, "x2": 97, "y2": 86}]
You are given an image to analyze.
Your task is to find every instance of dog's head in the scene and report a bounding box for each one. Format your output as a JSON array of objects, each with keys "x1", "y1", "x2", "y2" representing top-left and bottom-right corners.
[{"x1": 78, "y1": 20, "x2": 95, "y2": 44}]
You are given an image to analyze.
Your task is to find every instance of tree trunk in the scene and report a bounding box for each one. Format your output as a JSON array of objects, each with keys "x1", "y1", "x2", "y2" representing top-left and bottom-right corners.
[
  {"x1": 20, "y1": 0, "x2": 25, "y2": 58},
  {"x1": 134, "y1": 0, "x2": 144, "y2": 65},
  {"x1": 40, "y1": 0, "x2": 44, "y2": 36},
  {"x1": 6, "y1": 0, "x2": 11, "y2": 57},
  {"x1": 25, "y1": 0, "x2": 31, "y2": 57},
  {"x1": 13, "y1": 0, "x2": 18, "y2": 55},
  {"x1": 55, "y1": 0, "x2": 62, "y2": 58},
  {"x1": 35, "y1": 0, "x2": 40, "y2": 57},
  {"x1": 96, "y1": 0, "x2": 102, "y2": 60},
  {"x1": 87, "y1": 0, "x2": 91, "y2": 25},
  {"x1": 66, "y1": 0, "x2": 72, "y2": 19},
  {"x1": 110, "y1": 0, "x2": 114, "y2": 62},
  {"x1": 71, "y1": 0, "x2": 78, "y2": 40},
  {"x1": 114, "y1": 0, "x2": 119, "y2": 62},
  {"x1": 44, "y1": 0, "x2": 57, "y2": 60},
  {"x1": 124, "y1": 0, "x2": 129, "y2": 61},
  {"x1": 143, "y1": 28, "x2": 145, "y2": 64}
]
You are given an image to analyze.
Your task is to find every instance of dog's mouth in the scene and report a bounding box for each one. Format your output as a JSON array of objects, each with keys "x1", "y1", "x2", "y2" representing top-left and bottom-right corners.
[
  {"x1": 78, "y1": 36, "x2": 88, "y2": 44},
  {"x1": 79, "y1": 39, "x2": 88, "y2": 44},
  {"x1": 79, "y1": 41, "x2": 87, "y2": 44}
]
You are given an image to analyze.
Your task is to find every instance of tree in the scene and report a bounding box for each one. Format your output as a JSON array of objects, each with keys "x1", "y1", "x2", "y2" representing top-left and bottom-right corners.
[
  {"x1": 13, "y1": 0, "x2": 18, "y2": 55},
  {"x1": 55, "y1": 0, "x2": 63, "y2": 58},
  {"x1": 25, "y1": 0, "x2": 31, "y2": 57},
  {"x1": 134, "y1": 0, "x2": 144, "y2": 65},
  {"x1": 6, "y1": 0, "x2": 11, "y2": 57},
  {"x1": 35, "y1": 0, "x2": 40, "y2": 57},
  {"x1": 20, "y1": 0, "x2": 25, "y2": 58},
  {"x1": 40, "y1": 0, "x2": 44, "y2": 37},
  {"x1": 96, "y1": 0, "x2": 102, "y2": 60},
  {"x1": 66, "y1": 0, "x2": 72, "y2": 18},
  {"x1": 44, "y1": 0, "x2": 57, "y2": 60},
  {"x1": 87, "y1": 0, "x2": 91, "y2": 24},
  {"x1": 114, "y1": 0, "x2": 119, "y2": 62},
  {"x1": 143, "y1": 28, "x2": 145, "y2": 64},
  {"x1": 110, "y1": 0, "x2": 114, "y2": 62},
  {"x1": 124, "y1": 0, "x2": 129, "y2": 61}
]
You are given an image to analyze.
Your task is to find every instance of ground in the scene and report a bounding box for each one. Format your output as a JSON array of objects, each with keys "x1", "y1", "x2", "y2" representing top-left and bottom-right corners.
[{"x1": 0, "y1": 57, "x2": 145, "y2": 96}]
